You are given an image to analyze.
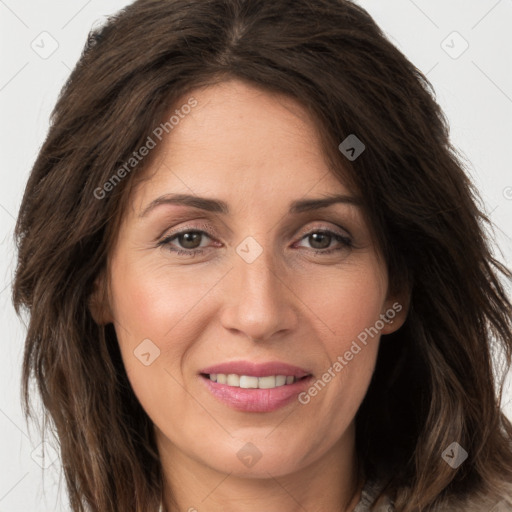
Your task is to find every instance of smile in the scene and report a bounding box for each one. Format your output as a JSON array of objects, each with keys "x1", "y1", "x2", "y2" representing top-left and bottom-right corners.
[{"x1": 204, "y1": 373, "x2": 298, "y2": 389}]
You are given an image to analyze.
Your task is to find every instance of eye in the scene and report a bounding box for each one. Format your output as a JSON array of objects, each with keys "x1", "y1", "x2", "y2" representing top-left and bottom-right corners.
[
  {"x1": 294, "y1": 229, "x2": 353, "y2": 255},
  {"x1": 157, "y1": 227, "x2": 353, "y2": 258},
  {"x1": 157, "y1": 229, "x2": 216, "y2": 257}
]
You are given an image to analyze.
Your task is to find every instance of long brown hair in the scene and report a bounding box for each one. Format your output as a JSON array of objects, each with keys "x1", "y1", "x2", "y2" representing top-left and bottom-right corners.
[{"x1": 12, "y1": 0, "x2": 512, "y2": 510}]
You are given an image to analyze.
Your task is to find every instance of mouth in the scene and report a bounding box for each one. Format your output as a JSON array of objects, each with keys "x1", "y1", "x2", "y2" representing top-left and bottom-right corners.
[{"x1": 198, "y1": 361, "x2": 313, "y2": 412}]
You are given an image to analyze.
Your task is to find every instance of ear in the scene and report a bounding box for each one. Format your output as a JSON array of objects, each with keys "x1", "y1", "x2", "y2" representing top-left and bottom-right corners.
[
  {"x1": 379, "y1": 286, "x2": 411, "y2": 335},
  {"x1": 88, "y1": 271, "x2": 114, "y2": 325}
]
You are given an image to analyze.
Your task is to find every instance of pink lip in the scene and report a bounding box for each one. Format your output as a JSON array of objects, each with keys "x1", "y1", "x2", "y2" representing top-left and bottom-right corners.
[
  {"x1": 199, "y1": 360, "x2": 313, "y2": 413},
  {"x1": 200, "y1": 360, "x2": 311, "y2": 378}
]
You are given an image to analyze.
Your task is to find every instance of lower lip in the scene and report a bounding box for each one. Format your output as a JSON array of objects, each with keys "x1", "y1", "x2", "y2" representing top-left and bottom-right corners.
[{"x1": 201, "y1": 375, "x2": 313, "y2": 412}]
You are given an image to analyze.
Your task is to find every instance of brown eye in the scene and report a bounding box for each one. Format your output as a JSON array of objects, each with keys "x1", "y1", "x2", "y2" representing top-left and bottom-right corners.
[
  {"x1": 295, "y1": 229, "x2": 352, "y2": 254},
  {"x1": 158, "y1": 230, "x2": 214, "y2": 256},
  {"x1": 176, "y1": 232, "x2": 204, "y2": 249},
  {"x1": 308, "y1": 232, "x2": 332, "y2": 249}
]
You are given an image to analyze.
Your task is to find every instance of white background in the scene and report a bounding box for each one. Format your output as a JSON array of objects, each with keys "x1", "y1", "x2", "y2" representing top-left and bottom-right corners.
[{"x1": 0, "y1": 0, "x2": 511, "y2": 510}]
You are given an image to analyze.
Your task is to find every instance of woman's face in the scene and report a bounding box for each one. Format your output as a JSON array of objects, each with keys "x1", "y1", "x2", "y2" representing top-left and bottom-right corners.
[{"x1": 101, "y1": 79, "x2": 407, "y2": 480}]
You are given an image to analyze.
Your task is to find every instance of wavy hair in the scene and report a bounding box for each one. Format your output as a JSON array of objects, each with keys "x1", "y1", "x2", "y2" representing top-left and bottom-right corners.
[{"x1": 12, "y1": 0, "x2": 512, "y2": 510}]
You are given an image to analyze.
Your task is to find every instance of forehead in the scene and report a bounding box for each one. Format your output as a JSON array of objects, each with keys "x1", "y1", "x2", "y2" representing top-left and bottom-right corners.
[{"x1": 130, "y1": 78, "x2": 352, "y2": 211}]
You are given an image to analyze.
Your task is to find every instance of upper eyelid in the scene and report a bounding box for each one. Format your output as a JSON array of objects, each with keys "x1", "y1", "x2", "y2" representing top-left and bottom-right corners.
[
  {"x1": 161, "y1": 224, "x2": 218, "y2": 241},
  {"x1": 163, "y1": 222, "x2": 350, "y2": 236}
]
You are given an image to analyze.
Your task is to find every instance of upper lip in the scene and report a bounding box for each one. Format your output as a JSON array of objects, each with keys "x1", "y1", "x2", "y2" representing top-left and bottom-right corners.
[{"x1": 200, "y1": 360, "x2": 312, "y2": 378}]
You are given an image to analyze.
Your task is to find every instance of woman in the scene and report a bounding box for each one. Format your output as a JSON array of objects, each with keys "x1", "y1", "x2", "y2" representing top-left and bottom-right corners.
[{"x1": 12, "y1": 0, "x2": 512, "y2": 510}]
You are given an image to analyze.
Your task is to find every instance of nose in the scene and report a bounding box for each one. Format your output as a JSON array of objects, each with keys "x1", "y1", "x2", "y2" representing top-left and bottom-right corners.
[{"x1": 219, "y1": 239, "x2": 298, "y2": 342}]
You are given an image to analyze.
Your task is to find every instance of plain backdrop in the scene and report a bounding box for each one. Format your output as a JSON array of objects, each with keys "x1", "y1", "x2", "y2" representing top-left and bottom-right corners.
[{"x1": 1, "y1": 0, "x2": 511, "y2": 510}]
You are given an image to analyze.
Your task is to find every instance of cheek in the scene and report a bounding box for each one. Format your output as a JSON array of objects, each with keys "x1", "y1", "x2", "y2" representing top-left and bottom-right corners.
[
  {"x1": 296, "y1": 259, "x2": 385, "y2": 417},
  {"x1": 300, "y1": 257, "x2": 387, "y2": 344},
  {"x1": 108, "y1": 255, "x2": 229, "y2": 399},
  {"x1": 109, "y1": 254, "x2": 225, "y2": 341},
  {"x1": 107, "y1": 257, "x2": 214, "y2": 425}
]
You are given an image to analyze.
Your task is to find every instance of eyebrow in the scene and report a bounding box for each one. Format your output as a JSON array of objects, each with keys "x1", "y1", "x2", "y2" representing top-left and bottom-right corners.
[{"x1": 139, "y1": 192, "x2": 362, "y2": 218}]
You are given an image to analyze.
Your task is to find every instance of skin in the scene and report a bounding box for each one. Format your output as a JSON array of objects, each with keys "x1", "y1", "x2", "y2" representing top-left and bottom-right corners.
[{"x1": 94, "y1": 79, "x2": 408, "y2": 512}]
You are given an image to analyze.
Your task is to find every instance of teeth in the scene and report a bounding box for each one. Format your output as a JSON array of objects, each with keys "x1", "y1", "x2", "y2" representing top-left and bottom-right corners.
[
  {"x1": 240, "y1": 375, "x2": 259, "y2": 388},
  {"x1": 276, "y1": 375, "x2": 286, "y2": 386},
  {"x1": 208, "y1": 373, "x2": 298, "y2": 389},
  {"x1": 227, "y1": 374, "x2": 240, "y2": 386},
  {"x1": 257, "y1": 376, "x2": 275, "y2": 389}
]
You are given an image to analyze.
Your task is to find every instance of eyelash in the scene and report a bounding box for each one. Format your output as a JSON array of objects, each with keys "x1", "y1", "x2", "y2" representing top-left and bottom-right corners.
[{"x1": 157, "y1": 227, "x2": 353, "y2": 257}]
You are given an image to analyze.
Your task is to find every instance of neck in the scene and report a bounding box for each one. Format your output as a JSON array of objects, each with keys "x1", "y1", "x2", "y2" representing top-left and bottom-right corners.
[{"x1": 158, "y1": 423, "x2": 363, "y2": 512}]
